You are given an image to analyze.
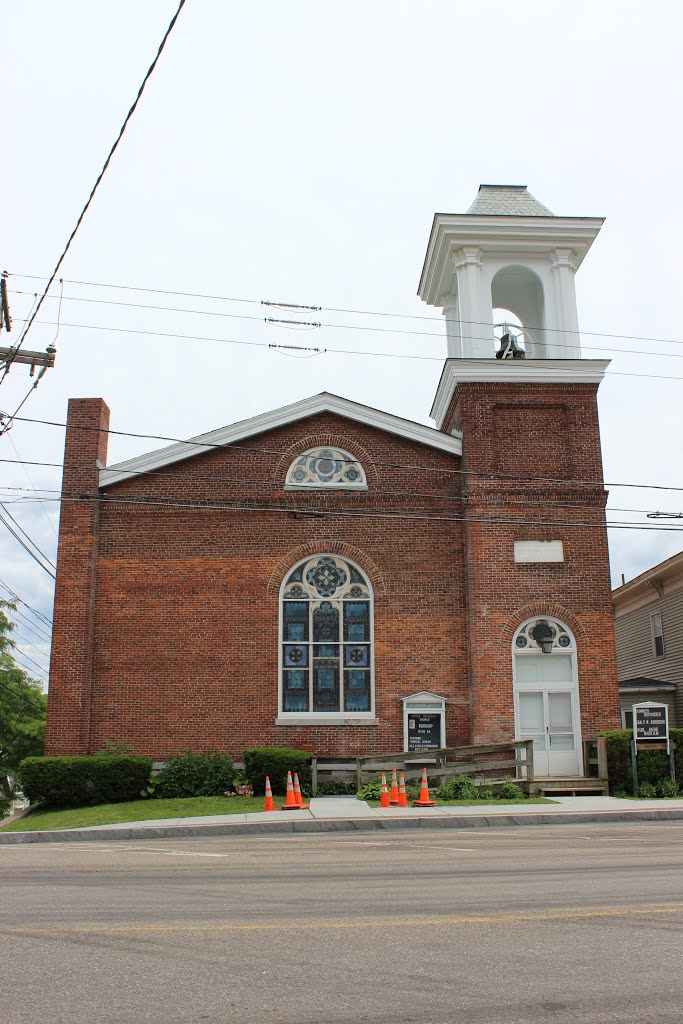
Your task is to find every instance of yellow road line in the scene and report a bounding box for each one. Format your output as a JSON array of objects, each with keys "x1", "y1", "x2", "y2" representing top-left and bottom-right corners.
[{"x1": 4, "y1": 902, "x2": 683, "y2": 936}]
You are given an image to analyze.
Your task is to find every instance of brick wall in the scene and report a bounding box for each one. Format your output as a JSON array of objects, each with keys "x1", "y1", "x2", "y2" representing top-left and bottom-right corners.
[{"x1": 46, "y1": 387, "x2": 621, "y2": 763}]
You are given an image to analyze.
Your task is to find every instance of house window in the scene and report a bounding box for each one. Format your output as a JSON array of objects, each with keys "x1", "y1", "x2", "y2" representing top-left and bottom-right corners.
[
  {"x1": 621, "y1": 709, "x2": 634, "y2": 730},
  {"x1": 651, "y1": 612, "x2": 664, "y2": 658},
  {"x1": 285, "y1": 448, "x2": 366, "y2": 489},
  {"x1": 280, "y1": 555, "x2": 373, "y2": 716}
]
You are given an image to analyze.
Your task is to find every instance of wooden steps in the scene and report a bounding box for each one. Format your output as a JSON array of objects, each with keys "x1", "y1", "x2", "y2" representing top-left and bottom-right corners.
[{"x1": 529, "y1": 777, "x2": 609, "y2": 797}]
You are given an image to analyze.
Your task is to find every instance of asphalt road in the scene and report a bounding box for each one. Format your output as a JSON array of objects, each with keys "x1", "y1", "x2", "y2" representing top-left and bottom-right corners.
[{"x1": 2, "y1": 821, "x2": 682, "y2": 1024}]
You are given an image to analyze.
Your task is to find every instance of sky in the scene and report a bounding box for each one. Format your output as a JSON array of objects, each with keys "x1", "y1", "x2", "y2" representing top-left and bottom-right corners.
[{"x1": 3, "y1": 0, "x2": 683, "y2": 688}]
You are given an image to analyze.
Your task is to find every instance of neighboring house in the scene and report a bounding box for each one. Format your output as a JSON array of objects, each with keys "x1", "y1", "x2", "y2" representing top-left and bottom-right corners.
[
  {"x1": 613, "y1": 551, "x2": 683, "y2": 728},
  {"x1": 45, "y1": 185, "x2": 622, "y2": 779}
]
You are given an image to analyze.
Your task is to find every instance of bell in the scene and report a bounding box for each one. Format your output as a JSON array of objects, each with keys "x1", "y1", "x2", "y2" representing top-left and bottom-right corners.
[{"x1": 495, "y1": 327, "x2": 526, "y2": 360}]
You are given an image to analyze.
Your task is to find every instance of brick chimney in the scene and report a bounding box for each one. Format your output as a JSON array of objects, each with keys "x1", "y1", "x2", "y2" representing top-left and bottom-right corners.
[{"x1": 46, "y1": 399, "x2": 110, "y2": 755}]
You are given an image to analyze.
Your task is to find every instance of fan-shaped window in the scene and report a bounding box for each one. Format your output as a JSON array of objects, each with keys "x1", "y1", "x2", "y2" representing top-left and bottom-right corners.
[
  {"x1": 280, "y1": 555, "x2": 374, "y2": 717},
  {"x1": 285, "y1": 448, "x2": 366, "y2": 489}
]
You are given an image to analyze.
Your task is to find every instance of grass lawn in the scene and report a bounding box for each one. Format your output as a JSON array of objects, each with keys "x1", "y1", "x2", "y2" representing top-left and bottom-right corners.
[{"x1": 1, "y1": 795, "x2": 284, "y2": 832}]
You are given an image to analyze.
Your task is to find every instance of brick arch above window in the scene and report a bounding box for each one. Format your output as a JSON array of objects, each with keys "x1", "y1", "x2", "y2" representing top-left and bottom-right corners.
[
  {"x1": 502, "y1": 602, "x2": 587, "y2": 646},
  {"x1": 273, "y1": 434, "x2": 376, "y2": 487},
  {"x1": 268, "y1": 540, "x2": 386, "y2": 595}
]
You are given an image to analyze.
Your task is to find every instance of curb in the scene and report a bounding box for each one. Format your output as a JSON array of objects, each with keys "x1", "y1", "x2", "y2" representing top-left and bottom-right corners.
[{"x1": 2, "y1": 807, "x2": 683, "y2": 844}]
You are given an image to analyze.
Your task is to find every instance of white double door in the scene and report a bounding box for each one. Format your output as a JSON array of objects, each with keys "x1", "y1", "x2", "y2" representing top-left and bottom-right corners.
[{"x1": 515, "y1": 654, "x2": 581, "y2": 777}]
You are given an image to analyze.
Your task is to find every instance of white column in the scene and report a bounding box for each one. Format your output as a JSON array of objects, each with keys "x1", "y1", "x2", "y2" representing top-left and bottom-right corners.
[
  {"x1": 550, "y1": 249, "x2": 581, "y2": 358},
  {"x1": 453, "y1": 247, "x2": 494, "y2": 358},
  {"x1": 442, "y1": 298, "x2": 463, "y2": 358}
]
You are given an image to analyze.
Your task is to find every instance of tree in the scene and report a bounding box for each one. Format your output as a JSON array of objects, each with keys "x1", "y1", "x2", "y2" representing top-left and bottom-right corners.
[{"x1": 0, "y1": 600, "x2": 47, "y2": 817}]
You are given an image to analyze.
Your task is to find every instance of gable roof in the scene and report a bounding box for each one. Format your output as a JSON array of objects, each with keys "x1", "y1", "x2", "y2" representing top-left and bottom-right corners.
[
  {"x1": 466, "y1": 184, "x2": 554, "y2": 216},
  {"x1": 99, "y1": 392, "x2": 463, "y2": 487}
]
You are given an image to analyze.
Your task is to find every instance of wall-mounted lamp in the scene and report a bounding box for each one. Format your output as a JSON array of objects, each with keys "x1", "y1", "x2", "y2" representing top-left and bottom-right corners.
[{"x1": 531, "y1": 621, "x2": 554, "y2": 655}]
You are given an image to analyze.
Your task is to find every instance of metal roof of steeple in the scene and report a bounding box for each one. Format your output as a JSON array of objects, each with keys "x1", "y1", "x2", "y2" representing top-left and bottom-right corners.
[{"x1": 466, "y1": 184, "x2": 554, "y2": 216}]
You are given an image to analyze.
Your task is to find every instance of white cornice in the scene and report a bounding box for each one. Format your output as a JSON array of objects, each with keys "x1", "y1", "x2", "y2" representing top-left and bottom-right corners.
[
  {"x1": 100, "y1": 392, "x2": 462, "y2": 487},
  {"x1": 418, "y1": 214, "x2": 604, "y2": 307},
  {"x1": 430, "y1": 359, "x2": 610, "y2": 429}
]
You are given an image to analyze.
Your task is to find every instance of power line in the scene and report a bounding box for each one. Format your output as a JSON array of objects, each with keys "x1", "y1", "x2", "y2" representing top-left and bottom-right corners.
[
  {"x1": 23, "y1": 489, "x2": 683, "y2": 534},
  {"x1": 0, "y1": 0, "x2": 187, "y2": 381},
  {"x1": 0, "y1": 503, "x2": 56, "y2": 568},
  {"x1": 10, "y1": 412, "x2": 683, "y2": 493},
  {"x1": 5, "y1": 433, "x2": 58, "y2": 538},
  {"x1": 10, "y1": 288, "x2": 683, "y2": 362},
  {"x1": 12, "y1": 644, "x2": 49, "y2": 675},
  {"x1": 10, "y1": 272, "x2": 683, "y2": 350},
  {"x1": 0, "y1": 678, "x2": 46, "y2": 711},
  {"x1": 8, "y1": 607, "x2": 51, "y2": 643},
  {"x1": 0, "y1": 511, "x2": 56, "y2": 579},
  {"x1": 0, "y1": 475, "x2": 679, "y2": 520},
  {"x1": 10, "y1": 315, "x2": 683, "y2": 382},
  {"x1": 0, "y1": 580, "x2": 53, "y2": 628}
]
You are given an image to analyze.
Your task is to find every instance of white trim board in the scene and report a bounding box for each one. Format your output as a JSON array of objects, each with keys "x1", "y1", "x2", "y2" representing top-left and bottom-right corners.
[
  {"x1": 100, "y1": 392, "x2": 462, "y2": 487},
  {"x1": 430, "y1": 359, "x2": 610, "y2": 429}
]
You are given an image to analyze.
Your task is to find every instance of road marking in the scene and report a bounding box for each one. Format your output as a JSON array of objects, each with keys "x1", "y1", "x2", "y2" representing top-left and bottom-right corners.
[{"x1": 4, "y1": 902, "x2": 683, "y2": 937}]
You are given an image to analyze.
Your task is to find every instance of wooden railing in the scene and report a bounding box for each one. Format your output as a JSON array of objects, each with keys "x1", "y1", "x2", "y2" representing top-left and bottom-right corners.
[
  {"x1": 582, "y1": 736, "x2": 609, "y2": 780},
  {"x1": 311, "y1": 739, "x2": 535, "y2": 793}
]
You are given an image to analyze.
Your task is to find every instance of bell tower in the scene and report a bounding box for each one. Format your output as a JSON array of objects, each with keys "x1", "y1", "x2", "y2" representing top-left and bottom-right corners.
[
  {"x1": 418, "y1": 184, "x2": 603, "y2": 360},
  {"x1": 418, "y1": 185, "x2": 621, "y2": 760}
]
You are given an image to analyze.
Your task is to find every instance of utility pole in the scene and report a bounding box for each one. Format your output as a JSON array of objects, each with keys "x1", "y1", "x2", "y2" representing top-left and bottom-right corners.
[{"x1": 0, "y1": 272, "x2": 57, "y2": 379}]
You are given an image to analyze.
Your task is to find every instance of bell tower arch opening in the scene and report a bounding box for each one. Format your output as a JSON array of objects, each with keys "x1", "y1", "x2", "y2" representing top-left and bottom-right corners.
[{"x1": 491, "y1": 266, "x2": 545, "y2": 358}]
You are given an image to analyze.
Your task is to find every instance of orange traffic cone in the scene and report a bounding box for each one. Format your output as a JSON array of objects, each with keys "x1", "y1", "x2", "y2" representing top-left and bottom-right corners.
[
  {"x1": 389, "y1": 768, "x2": 399, "y2": 805},
  {"x1": 380, "y1": 772, "x2": 390, "y2": 808},
  {"x1": 264, "y1": 776, "x2": 275, "y2": 812},
  {"x1": 398, "y1": 771, "x2": 408, "y2": 807},
  {"x1": 293, "y1": 772, "x2": 309, "y2": 810},
  {"x1": 412, "y1": 767, "x2": 436, "y2": 807},
  {"x1": 281, "y1": 771, "x2": 298, "y2": 810}
]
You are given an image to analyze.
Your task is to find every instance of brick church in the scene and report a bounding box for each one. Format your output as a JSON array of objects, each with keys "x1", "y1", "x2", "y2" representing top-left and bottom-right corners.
[{"x1": 45, "y1": 185, "x2": 621, "y2": 777}]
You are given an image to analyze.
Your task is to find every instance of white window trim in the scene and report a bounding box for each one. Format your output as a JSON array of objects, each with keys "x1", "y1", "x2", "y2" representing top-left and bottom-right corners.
[
  {"x1": 650, "y1": 612, "x2": 664, "y2": 658},
  {"x1": 284, "y1": 448, "x2": 367, "y2": 490},
  {"x1": 511, "y1": 617, "x2": 583, "y2": 776},
  {"x1": 278, "y1": 555, "x2": 376, "y2": 722}
]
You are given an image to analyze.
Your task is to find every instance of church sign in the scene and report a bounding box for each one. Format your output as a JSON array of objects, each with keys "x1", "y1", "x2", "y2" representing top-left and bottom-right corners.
[
  {"x1": 633, "y1": 702, "x2": 669, "y2": 750},
  {"x1": 402, "y1": 692, "x2": 446, "y2": 754}
]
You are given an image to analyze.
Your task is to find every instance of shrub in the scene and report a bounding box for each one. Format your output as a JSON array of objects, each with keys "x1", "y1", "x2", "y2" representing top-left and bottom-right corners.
[
  {"x1": 658, "y1": 778, "x2": 679, "y2": 798},
  {"x1": 599, "y1": 728, "x2": 683, "y2": 794},
  {"x1": 358, "y1": 775, "x2": 383, "y2": 801},
  {"x1": 18, "y1": 755, "x2": 152, "y2": 808},
  {"x1": 153, "y1": 751, "x2": 235, "y2": 799},
  {"x1": 638, "y1": 781, "x2": 657, "y2": 799},
  {"x1": 476, "y1": 784, "x2": 494, "y2": 800},
  {"x1": 437, "y1": 775, "x2": 478, "y2": 801},
  {"x1": 498, "y1": 781, "x2": 524, "y2": 801},
  {"x1": 315, "y1": 779, "x2": 356, "y2": 796},
  {"x1": 242, "y1": 747, "x2": 312, "y2": 796}
]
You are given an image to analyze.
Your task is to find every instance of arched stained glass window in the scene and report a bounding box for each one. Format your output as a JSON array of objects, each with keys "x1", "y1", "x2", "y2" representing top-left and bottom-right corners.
[
  {"x1": 280, "y1": 555, "x2": 374, "y2": 716},
  {"x1": 285, "y1": 448, "x2": 366, "y2": 489}
]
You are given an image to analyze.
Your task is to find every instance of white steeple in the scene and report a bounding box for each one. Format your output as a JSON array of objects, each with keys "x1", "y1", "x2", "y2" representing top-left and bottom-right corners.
[{"x1": 417, "y1": 185, "x2": 603, "y2": 360}]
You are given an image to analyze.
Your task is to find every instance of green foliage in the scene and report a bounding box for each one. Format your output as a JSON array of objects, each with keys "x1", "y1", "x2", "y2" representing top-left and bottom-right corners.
[
  {"x1": 437, "y1": 775, "x2": 478, "y2": 801},
  {"x1": 638, "y1": 781, "x2": 657, "y2": 799},
  {"x1": 476, "y1": 784, "x2": 494, "y2": 800},
  {"x1": 242, "y1": 747, "x2": 312, "y2": 796},
  {"x1": 0, "y1": 600, "x2": 48, "y2": 817},
  {"x1": 18, "y1": 755, "x2": 152, "y2": 808},
  {"x1": 152, "y1": 751, "x2": 235, "y2": 798},
  {"x1": 658, "y1": 778, "x2": 679, "y2": 798},
  {"x1": 599, "y1": 728, "x2": 683, "y2": 794},
  {"x1": 97, "y1": 739, "x2": 134, "y2": 755},
  {"x1": 498, "y1": 781, "x2": 524, "y2": 801},
  {"x1": 314, "y1": 779, "x2": 356, "y2": 796},
  {"x1": 358, "y1": 775, "x2": 383, "y2": 801}
]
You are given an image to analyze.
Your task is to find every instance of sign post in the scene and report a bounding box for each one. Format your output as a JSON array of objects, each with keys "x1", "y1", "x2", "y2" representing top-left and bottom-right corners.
[{"x1": 630, "y1": 701, "x2": 674, "y2": 796}]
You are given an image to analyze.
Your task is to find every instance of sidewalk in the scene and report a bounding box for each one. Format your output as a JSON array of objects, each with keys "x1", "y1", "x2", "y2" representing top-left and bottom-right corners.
[{"x1": 3, "y1": 795, "x2": 683, "y2": 845}]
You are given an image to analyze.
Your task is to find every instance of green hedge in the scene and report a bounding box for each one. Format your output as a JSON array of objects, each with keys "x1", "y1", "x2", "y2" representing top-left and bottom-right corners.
[
  {"x1": 18, "y1": 755, "x2": 152, "y2": 808},
  {"x1": 599, "y1": 728, "x2": 683, "y2": 793},
  {"x1": 153, "y1": 752, "x2": 235, "y2": 798},
  {"x1": 242, "y1": 747, "x2": 312, "y2": 796}
]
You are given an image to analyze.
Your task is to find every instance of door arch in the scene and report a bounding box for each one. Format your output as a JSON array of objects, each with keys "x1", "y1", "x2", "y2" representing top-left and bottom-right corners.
[{"x1": 512, "y1": 617, "x2": 582, "y2": 778}]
